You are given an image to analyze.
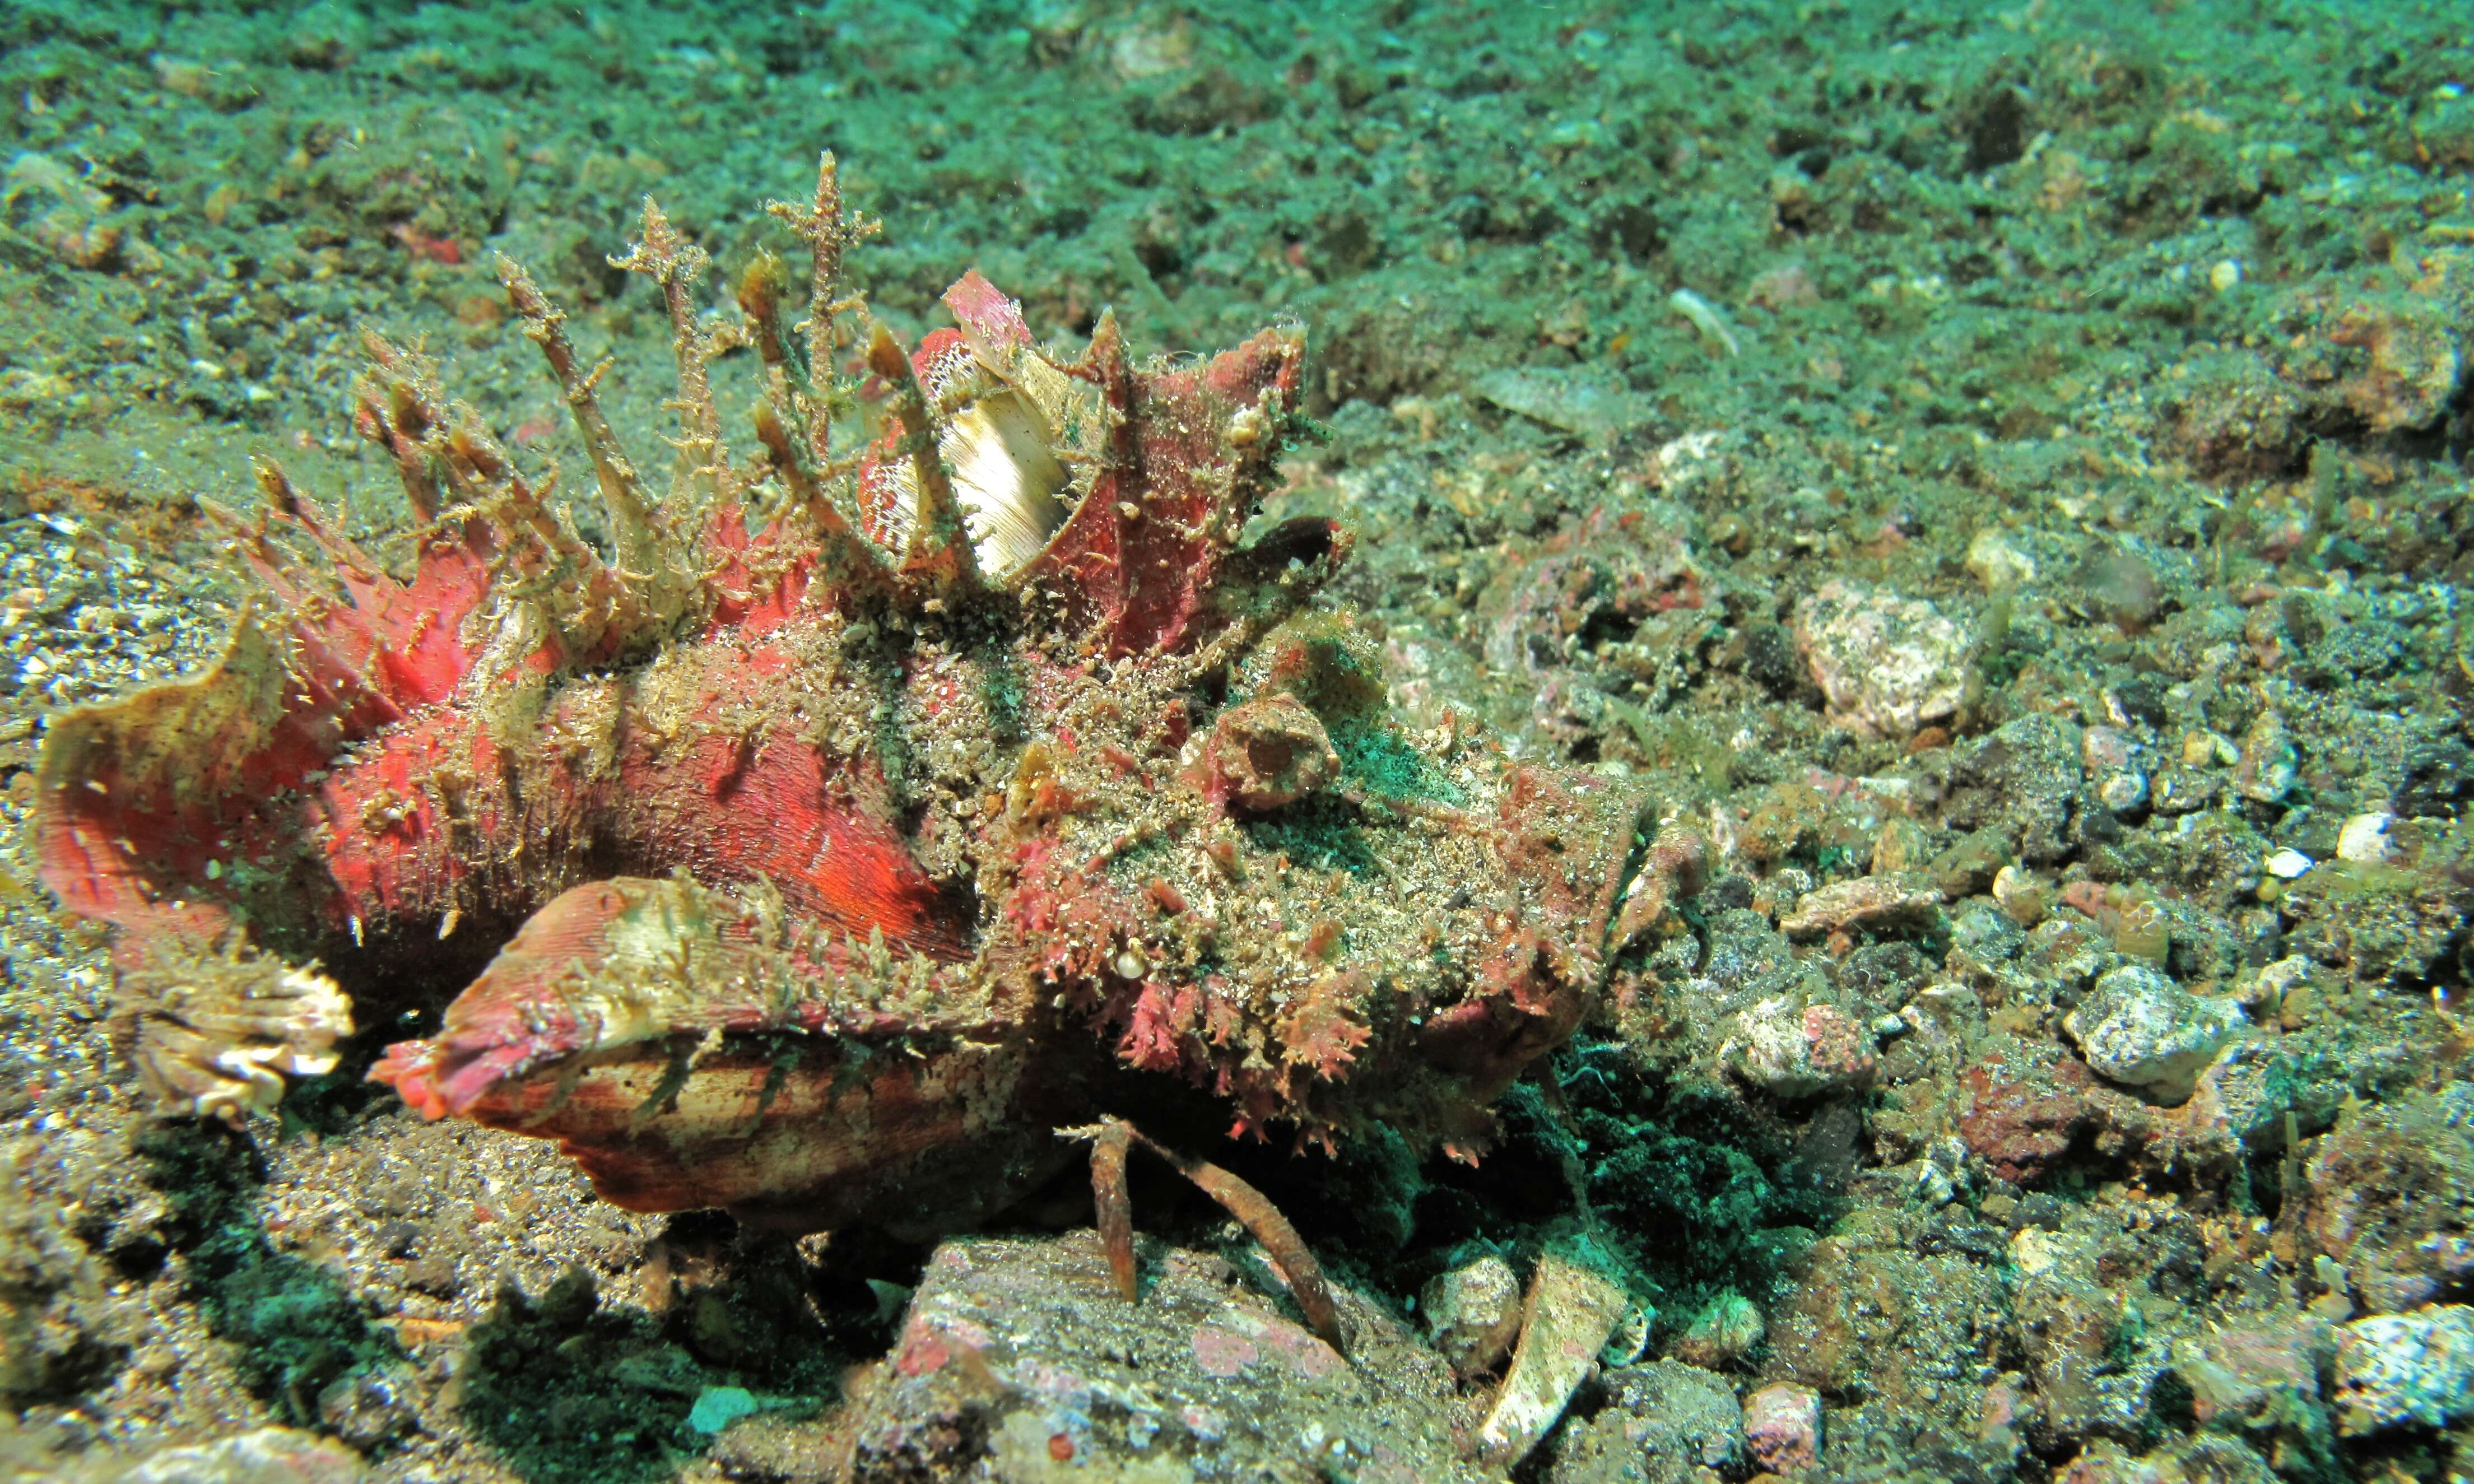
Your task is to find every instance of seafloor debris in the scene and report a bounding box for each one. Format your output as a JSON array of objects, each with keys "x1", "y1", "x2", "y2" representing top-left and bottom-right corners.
[
  {"x1": 1419, "y1": 1253, "x2": 1523, "y2": 1380},
  {"x1": 842, "y1": 1232, "x2": 1480, "y2": 1481},
  {"x1": 1792, "y1": 578, "x2": 1972, "y2": 741},
  {"x1": 35, "y1": 157, "x2": 1647, "y2": 1247},
  {"x1": 1474, "y1": 1250, "x2": 1631, "y2": 1465}
]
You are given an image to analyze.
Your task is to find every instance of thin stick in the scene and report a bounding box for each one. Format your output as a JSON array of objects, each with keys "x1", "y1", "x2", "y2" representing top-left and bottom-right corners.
[
  {"x1": 1063, "y1": 1117, "x2": 1346, "y2": 1355},
  {"x1": 1089, "y1": 1120, "x2": 1137, "y2": 1301}
]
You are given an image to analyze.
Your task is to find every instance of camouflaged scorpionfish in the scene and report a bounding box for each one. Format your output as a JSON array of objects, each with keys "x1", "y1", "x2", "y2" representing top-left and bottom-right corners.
[{"x1": 36, "y1": 155, "x2": 1650, "y2": 1242}]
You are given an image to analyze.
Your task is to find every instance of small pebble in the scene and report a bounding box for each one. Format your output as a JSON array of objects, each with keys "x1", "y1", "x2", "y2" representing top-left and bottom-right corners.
[
  {"x1": 2333, "y1": 1306, "x2": 2474, "y2": 1435},
  {"x1": 690, "y1": 1385, "x2": 761, "y2": 1435},
  {"x1": 2062, "y1": 963, "x2": 2243, "y2": 1104},
  {"x1": 1965, "y1": 527, "x2": 2037, "y2": 590},
  {"x1": 1743, "y1": 1381, "x2": 1824, "y2": 1473},
  {"x1": 2336, "y1": 812, "x2": 2396, "y2": 864}
]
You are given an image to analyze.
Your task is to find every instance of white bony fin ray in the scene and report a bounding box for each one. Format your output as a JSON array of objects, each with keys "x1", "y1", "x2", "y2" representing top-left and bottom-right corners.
[
  {"x1": 941, "y1": 388, "x2": 1072, "y2": 573},
  {"x1": 881, "y1": 387, "x2": 1073, "y2": 578}
]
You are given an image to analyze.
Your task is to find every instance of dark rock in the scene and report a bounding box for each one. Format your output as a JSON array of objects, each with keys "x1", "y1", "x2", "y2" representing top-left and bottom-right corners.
[
  {"x1": 2396, "y1": 737, "x2": 2474, "y2": 818},
  {"x1": 850, "y1": 1234, "x2": 1480, "y2": 1482},
  {"x1": 1942, "y1": 715, "x2": 2084, "y2": 864},
  {"x1": 1700, "y1": 909, "x2": 1798, "y2": 998},
  {"x1": 1834, "y1": 941, "x2": 1928, "y2": 1003},
  {"x1": 1546, "y1": 1359, "x2": 1741, "y2": 1483}
]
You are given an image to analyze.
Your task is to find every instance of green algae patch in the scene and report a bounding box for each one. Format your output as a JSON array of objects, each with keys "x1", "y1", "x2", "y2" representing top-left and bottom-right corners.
[
  {"x1": 458, "y1": 1248, "x2": 835, "y2": 1484},
  {"x1": 1236, "y1": 610, "x2": 1463, "y2": 808},
  {"x1": 1235, "y1": 796, "x2": 1380, "y2": 878},
  {"x1": 137, "y1": 1123, "x2": 402, "y2": 1423},
  {"x1": 1217, "y1": 1037, "x2": 1842, "y2": 1360},
  {"x1": 1331, "y1": 719, "x2": 1463, "y2": 808},
  {"x1": 460, "y1": 1272, "x2": 696, "y2": 1484}
]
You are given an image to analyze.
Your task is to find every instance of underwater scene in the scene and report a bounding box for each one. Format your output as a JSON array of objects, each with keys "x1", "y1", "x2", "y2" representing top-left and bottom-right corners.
[{"x1": 3, "y1": 1, "x2": 2473, "y2": 1480}]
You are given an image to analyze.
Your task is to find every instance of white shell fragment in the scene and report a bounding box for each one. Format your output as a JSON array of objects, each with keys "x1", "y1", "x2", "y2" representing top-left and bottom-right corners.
[
  {"x1": 2336, "y1": 812, "x2": 2397, "y2": 864},
  {"x1": 875, "y1": 335, "x2": 1098, "y2": 577},
  {"x1": 1477, "y1": 1252, "x2": 1633, "y2": 1466}
]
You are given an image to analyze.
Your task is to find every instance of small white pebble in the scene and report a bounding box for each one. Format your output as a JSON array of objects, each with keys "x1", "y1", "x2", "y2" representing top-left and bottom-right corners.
[
  {"x1": 2208, "y1": 259, "x2": 2242, "y2": 294},
  {"x1": 2265, "y1": 848, "x2": 2314, "y2": 880},
  {"x1": 2336, "y1": 813, "x2": 2397, "y2": 864},
  {"x1": 1965, "y1": 528, "x2": 2037, "y2": 592}
]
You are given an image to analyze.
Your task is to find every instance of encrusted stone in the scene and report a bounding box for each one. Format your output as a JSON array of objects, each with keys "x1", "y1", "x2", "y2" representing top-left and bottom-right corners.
[
  {"x1": 2061, "y1": 963, "x2": 2243, "y2": 1104},
  {"x1": 1793, "y1": 579, "x2": 1971, "y2": 740},
  {"x1": 1724, "y1": 997, "x2": 1877, "y2": 1099},
  {"x1": 1742, "y1": 1380, "x2": 1824, "y2": 1473},
  {"x1": 2332, "y1": 1305, "x2": 2474, "y2": 1434},
  {"x1": 1777, "y1": 876, "x2": 1942, "y2": 940}
]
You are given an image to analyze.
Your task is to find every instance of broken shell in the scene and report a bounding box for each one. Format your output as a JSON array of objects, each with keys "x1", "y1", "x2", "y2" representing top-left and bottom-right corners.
[
  {"x1": 1477, "y1": 1252, "x2": 1631, "y2": 1466},
  {"x1": 2061, "y1": 963, "x2": 2244, "y2": 1105}
]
